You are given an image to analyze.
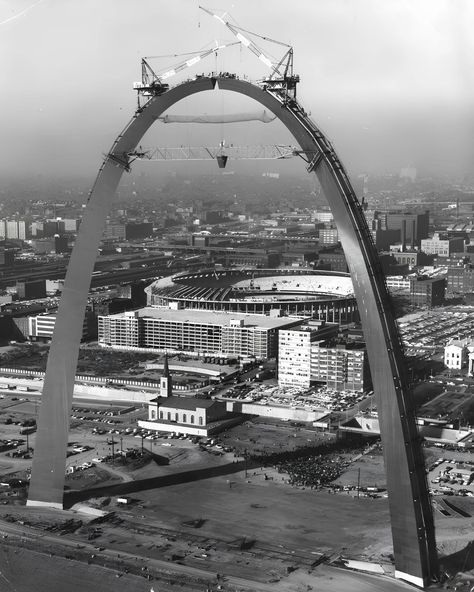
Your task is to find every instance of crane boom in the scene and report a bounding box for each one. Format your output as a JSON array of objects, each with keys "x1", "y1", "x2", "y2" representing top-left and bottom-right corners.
[
  {"x1": 133, "y1": 40, "x2": 239, "y2": 105},
  {"x1": 199, "y1": 6, "x2": 281, "y2": 78},
  {"x1": 199, "y1": 6, "x2": 299, "y2": 99}
]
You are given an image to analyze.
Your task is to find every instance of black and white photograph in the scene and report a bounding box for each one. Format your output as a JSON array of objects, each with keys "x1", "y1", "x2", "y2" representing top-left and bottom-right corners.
[{"x1": 0, "y1": 1, "x2": 473, "y2": 590}]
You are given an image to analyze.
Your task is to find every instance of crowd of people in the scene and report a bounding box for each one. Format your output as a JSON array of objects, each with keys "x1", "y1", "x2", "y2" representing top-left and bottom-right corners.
[
  {"x1": 276, "y1": 453, "x2": 350, "y2": 488},
  {"x1": 249, "y1": 438, "x2": 374, "y2": 489}
]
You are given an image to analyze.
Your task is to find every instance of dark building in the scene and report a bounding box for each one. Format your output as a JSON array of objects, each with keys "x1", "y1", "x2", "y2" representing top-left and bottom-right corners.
[
  {"x1": 317, "y1": 249, "x2": 348, "y2": 272},
  {"x1": 409, "y1": 276, "x2": 445, "y2": 307},
  {"x1": 16, "y1": 279, "x2": 47, "y2": 300},
  {"x1": 32, "y1": 236, "x2": 69, "y2": 255},
  {"x1": 117, "y1": 281, "x2": 154, "y2": 308},
  {"x1": 223, "y1": 250, "x2": 280, "y2": 267},
  {"x1": 0, "y1": 248, "x2": 14, "y2": 267},
  {"x1": 125, "y1": 222, "x2": 154, "y2": 240},
  {"x1": 386, "y1": 211, "x2": 429, "y2": 247},
  {"x1": 203, "y1": 210, "x2": 225, "y2": 224},
  {"x1": 372, "y1": 228, "x2": 400, "y2": 250},
  {"x1": 92, "y1": 298, "x2": 133, "y2": 318},
  {"x1": 447, "y1": 265, "x2": 474, "y2": 294},
  {"x1": 54, "y1": 235, "x2": 69, "y2": 254},
  {"x1": 42, "y1": 220, "x2": 65, "y2": 237},
  {"x1": 390, "y1": 250, "x2": 432, "y2": 268},
  {"x1": 191, "y1": 234, "x2": 210, "y2": 247},
  {"x1": 103, "y1": 223, "x2": 126, "y2": 240}
]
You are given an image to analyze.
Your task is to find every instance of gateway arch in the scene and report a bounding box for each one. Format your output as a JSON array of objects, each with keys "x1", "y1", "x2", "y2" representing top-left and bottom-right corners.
[{"x1": 27, "y1": 76, "x2": 438, "y2": 588}]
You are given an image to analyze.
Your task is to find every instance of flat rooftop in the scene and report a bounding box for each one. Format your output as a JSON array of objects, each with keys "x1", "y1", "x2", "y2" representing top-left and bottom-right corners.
[{"x1": 105, "y1": 307, "x2": 302, "y2": 329}]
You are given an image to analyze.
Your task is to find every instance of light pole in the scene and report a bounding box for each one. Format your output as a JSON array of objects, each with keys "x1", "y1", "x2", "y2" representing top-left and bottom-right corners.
[{"x1": 110, "y1": 434, "x2": 115, "y2": 466}]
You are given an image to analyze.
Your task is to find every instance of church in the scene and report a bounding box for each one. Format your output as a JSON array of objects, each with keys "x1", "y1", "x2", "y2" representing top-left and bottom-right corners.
[{"x1": 138, "y1": 357, "x2": 242, "y2": 436}]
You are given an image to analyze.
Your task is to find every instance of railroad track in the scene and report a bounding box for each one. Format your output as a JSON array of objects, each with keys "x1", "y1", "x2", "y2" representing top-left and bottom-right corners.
[{"x1": 119, "y1": 514, "x2": 325, "y2": 567}]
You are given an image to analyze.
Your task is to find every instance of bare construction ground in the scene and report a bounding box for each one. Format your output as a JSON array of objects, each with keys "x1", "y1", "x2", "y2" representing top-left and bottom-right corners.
[{"x1": 0, "y1": 395, "x2": 473, "y2": 590}]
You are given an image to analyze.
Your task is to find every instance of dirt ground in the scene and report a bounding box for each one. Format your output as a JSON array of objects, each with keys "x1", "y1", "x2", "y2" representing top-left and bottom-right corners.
[
  {"x1": 0, "y1": 395, "x2": 473, "y2": 590},
  {"x1": 0, "y1": 546, "x2": 151, "y2": 592}
]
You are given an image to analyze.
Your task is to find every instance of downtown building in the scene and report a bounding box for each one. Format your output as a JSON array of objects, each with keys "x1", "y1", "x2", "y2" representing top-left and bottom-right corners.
[
  {"x1": 447, "y1": 265, "x2": 474, "y2": 294},
  {"x1": 409, "y1": 276, "x2": 446, "y2": 307},
  {"x1": 27, "y1": 312, "x2": 90, "y2": 342},
  {"x1": 0, "y1": 219, "x2": 26, "y2": 240},
  {"x1": 420, "y1": 233, "x2": 465, "y2": 258},
  {"x1": 98, "y1": 307, "x2": 301, "y2": 359},
  {"x1": 278, "y1": 319, "x2": 369, "y2": 391}
]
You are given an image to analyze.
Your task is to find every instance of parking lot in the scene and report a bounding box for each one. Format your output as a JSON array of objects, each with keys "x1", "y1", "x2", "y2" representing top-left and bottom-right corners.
[{"x1": 398, "y1": 306, "x2": 474, "y2": 351}]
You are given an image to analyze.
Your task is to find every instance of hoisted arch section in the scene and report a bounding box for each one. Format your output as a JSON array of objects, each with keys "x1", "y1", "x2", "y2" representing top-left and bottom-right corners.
[{"x1": 27, "y1": 76, "x2": 437, "y2": 588}]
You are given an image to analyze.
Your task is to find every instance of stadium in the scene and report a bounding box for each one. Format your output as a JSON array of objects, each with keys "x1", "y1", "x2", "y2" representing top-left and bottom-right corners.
[{"x1": 146, "y1": 268, "x2": 358, "y2": 323}]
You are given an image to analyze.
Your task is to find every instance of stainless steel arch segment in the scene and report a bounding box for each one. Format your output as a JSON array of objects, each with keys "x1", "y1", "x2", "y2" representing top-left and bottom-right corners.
[{"x1": 28, "y1": 76, "x2": 437, "y2": 587}]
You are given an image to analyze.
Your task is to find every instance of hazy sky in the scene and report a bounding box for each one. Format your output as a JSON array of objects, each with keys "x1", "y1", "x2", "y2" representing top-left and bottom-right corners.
[{"x1": 1, "y1": 0, "x2": 473, "y2": 180}]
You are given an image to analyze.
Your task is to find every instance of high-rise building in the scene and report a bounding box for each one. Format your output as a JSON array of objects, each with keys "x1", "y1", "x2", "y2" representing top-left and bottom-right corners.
[
  {"x1": 278, "y1": 320, "x2": 339, "y2": 387},
  {"x1": 385, "y1": 211, "x2": 429, "y2": 247},
  {"x1": 1, "y1": 220, "x2": 26, "y2": 240},
  {"x1": 310, "y1": 340, "x2": 369, "y2": 391}
]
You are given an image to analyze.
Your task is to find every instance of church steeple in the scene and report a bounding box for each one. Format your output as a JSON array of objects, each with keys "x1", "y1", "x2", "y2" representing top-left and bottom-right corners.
[{"x1": 160, "y1": 355, "x2": 172, "y2": 397}]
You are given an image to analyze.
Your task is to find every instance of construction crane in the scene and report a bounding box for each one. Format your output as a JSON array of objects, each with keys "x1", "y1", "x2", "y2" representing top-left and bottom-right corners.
[
  {"x1": 133, "y1": 41, "x2": 240, "y2": 108},
  {"x1": 199, "y1": 6, "x2": 299, "y2": 100}
]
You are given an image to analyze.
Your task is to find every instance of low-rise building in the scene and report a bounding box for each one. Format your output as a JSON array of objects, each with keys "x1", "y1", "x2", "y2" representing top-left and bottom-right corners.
[
  {"x1": 27, "y1": 312, "x2": 90, "y2": 342},
  {"x1": 447, "y1": 265, "x2": 474, "y2": 294},
  {"x1": 409, "y1": 276, "x2": 446, "y2": 307},
  {"x1": 385, "y1": 275, "x2": 411, "y2": 291},
  {"x1": 444, "y1": 338, "x2": 474, "y2": 371},
  {"x1": 139, "y1": 396, "x2": 240, "y2": 436},
  {"x1": 421, "y1": 234, "x2": 465, "y2": 257}
]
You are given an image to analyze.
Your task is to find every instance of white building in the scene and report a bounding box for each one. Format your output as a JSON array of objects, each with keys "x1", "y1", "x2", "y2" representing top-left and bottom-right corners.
[
  {"x1": 421, "y1": 234, "x2": 464, "y2": 257},
  {"x1": 1, "y1": 220, "x2": 26, "y2": 240},
  {"x1": 319, "y1": 228, "x2": 339, "y2": 245},
  {"x1": 444, "y1": 338, "x2": 474, "y2": 370},
  {"x1": 313, "y1": 211, "x2": 334, "y2": 224},
  {"x1": 99, "y1": 308, "x2": 301, "y2": 360},
  {"x1": 139, "y1": 396, "x2": 239, "y2": 437},
  {"x1": 385, "y1": 276, "x2": 411, "y2": 291},
  {"x1": 28, "y1": 313, "x2": 89, "y2": 341},
  {"x1": 278, "y1": 320, "x2": 339, "y2": 387}
]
